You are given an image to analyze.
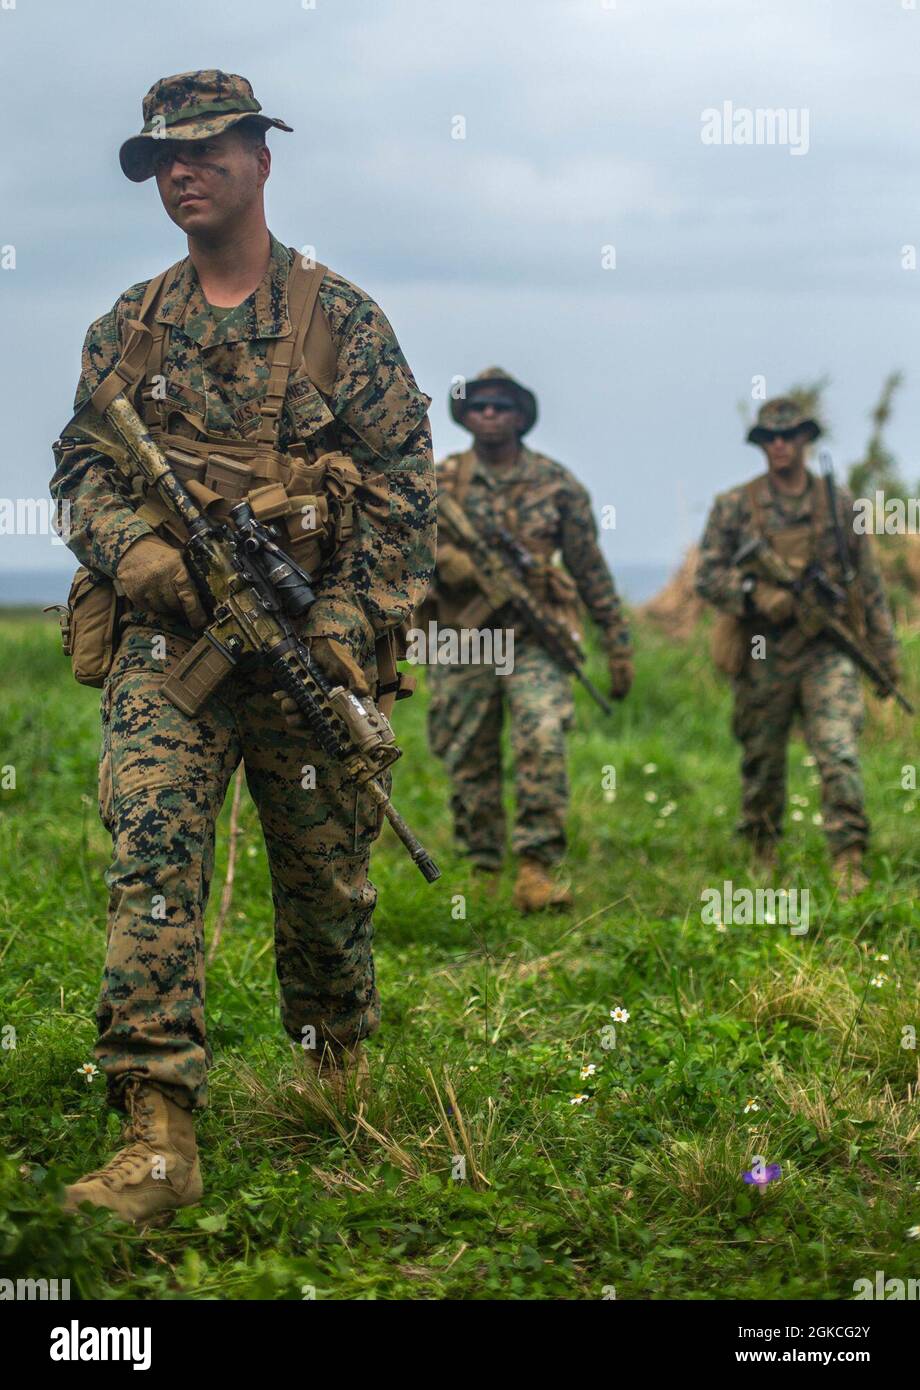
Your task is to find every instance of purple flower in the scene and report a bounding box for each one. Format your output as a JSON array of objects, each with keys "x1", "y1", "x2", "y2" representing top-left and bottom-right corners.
[{"x1": 743, "y1": 1163, "x2": 782, "y2": 1186}]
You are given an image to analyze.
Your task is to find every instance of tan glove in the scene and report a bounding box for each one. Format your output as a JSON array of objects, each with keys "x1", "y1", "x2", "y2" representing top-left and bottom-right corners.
[
  {"x1": 272, "y1": 637, "x2": 372, "y2": 732},
  {"x1": 753, "y1": 581, "x2": 795, "y2": 624},
  {"x1": 310, "y1": 637, "x2": 372, "y2": 697},
  {"x1": 608, "y1": 655, "x2": 634, "y2": 700},
  {"x1": 116, "y1": 535, "x2": 208, "y2": 629},
  {"x1": 437, "y1": 543, "x2": 477, "y2": 588}
]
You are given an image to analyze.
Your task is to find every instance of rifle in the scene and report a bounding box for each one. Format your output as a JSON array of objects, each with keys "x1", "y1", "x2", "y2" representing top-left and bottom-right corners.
[
  {"x1": 60, "y1": 391, "x2": 441, "y2": 881},
  {"x1": 436, "y1": 491, "x2": 613, "y2": 715},
  {"x1": 819, "y1": 449, "x2": 856, "y2": 586},
  {"x1": 733, "y1": 534, "x2": 914, "y2": 714}
]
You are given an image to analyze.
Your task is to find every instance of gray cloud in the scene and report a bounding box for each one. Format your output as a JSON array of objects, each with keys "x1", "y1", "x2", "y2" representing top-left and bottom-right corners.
[{"x1": 2, "y1": 0, "x2": 918, "y2": 583}]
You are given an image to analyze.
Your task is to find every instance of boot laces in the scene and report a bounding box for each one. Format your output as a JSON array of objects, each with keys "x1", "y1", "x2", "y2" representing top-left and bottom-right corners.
[
  {"x1": 79, "y1": 1083, "x2": 158, "y2": 1188},
  {"x1": 82, "y1": 1141, "x2": 153, "y2": 1189},
  {"x1": 127, "y1": 1082, "x2": 158, "y2": 1144}
]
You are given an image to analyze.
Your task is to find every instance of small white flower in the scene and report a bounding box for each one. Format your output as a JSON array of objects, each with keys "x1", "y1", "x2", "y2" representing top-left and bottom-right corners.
[
  {"x1": 907, "y1": 1225, "x2": 920, "y2": 1240},
  {"x1": 791, "y1": 810, "x2": 803, "y2": 822},
  {"x1": 870, "y1": 975, "x2": 887, "y2": 988},
  {"x1": 661, "y1": 801, "x2": 677, "y2": 817},
  {"x1": 580, "y1": 1064, "x2": 597, "y2": 1079},
  {"x1": 874, "y1": 953, "x2": 889, "y2": 963},
  {"x1": 603, "y1": 789, "x2": 616, "y2": 803},
  {"x1": 642, "y1": 763, "x2": 657, "y2": 775},
  {"x1": 715, "y1": 923, "x2": 728, "y2": 933},
  {"x1": 802, "y1": 755, "x2": 816, "y2": 767},
  {"x1": 76, "y1": 1063, "x2": 99, "y2": 1083},
  {"x1": 570, "y1": 1094, "x2": 590, "y2": 1106},
  {"x1": 610, "y1": 1007, "x2": 630, "y2": 1023},
  {"x1": 744, "y1": 1098, "x2": 760, "y2": 1114},
  {"x1": 645, "y1": 791, "x2": 658, "y2": 804},
  {"x1": 246, "y1": 845, "x2": 258, "y2": 858},
  {"x1": 811, "y1": 813, "x2": 823, "y2": 826}
]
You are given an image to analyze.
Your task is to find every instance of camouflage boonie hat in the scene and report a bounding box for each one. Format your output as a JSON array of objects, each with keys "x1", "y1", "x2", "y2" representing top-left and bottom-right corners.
[
  {"x1": 119, "y1": 70, "x2": 293, "y2": 182},
  {"x1": 747, "y1": 396, "x2": 822, "y2": 445},
  {"x1": 450, "y1": 366, "x2": 538, "y2": 436}
]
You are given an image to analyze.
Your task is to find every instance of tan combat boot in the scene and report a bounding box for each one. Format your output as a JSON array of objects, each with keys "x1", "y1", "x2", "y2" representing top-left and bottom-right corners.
[
  {"x1": 295, "y1": 1040, "x2": 370, "y2": 1109},
  {"x1": 512, "y1": 857, "x2": 573, "y2": 913},
  {"x1": 63, "y1": 1080, "x2": 202, "y2": 1224},
  {"x1": 833, "y1": 846, "x2": 869, "y2": 900}
]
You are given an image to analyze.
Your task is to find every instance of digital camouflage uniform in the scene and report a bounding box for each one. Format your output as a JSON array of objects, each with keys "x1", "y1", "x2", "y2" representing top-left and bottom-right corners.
[
  {"x1": 50, "y1": 232, "x2": 435, "y2": 1113},
  {"x1": 696, "y1": 408, "x2": 898, "y2": 857},
  {"x1": 426, "y1": 412, "x2": 630, "y2": 870}
]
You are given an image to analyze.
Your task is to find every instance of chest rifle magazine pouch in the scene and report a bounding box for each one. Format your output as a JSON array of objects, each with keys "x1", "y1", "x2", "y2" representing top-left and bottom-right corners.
[
  {"x1": 53, "y1": 566, "x2": 121, "y2": 688},
  {"x1": 204, "y1": 454, "x2": 253, "y2": 501}
]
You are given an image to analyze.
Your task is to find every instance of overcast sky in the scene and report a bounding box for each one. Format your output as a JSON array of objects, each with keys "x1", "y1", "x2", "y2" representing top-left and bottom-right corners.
[{"x1": 2, "y1": 0, "x2": 919, "y2": 588}]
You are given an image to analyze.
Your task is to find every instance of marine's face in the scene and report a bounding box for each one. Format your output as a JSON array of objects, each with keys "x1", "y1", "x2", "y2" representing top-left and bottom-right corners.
[
  {"x1": 762, "y1": 426, "x2": 810, "y2": 473},
  {"x1": 152, "y1": 129, "x2": 269, "y2": 238},
  {"x1": 462, "y1": 389, "x2": 524, "y2": 447}
]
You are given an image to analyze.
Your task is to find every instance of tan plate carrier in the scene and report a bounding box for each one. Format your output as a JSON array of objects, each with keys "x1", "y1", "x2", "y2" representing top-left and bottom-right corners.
[{"x1": 53, "y1": 252, "x2": 409, "y2": 713}]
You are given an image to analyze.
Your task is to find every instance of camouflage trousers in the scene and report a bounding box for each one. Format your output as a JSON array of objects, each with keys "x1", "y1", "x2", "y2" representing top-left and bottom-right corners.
[
  {"x1": 731, "y1": 640, "x2": 867, "y2": 856},
  {"x1": 94, "y1": 624, "x2": 384, "y2": 1114},
  {"x1": 426, "y1": 639, "x2": 574, "y2": 869}
]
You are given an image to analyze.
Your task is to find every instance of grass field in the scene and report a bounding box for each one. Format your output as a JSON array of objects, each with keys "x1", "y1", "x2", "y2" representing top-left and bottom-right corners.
[{"x1": 1, "y1": 609, "x2": 918, "y2": 1301}]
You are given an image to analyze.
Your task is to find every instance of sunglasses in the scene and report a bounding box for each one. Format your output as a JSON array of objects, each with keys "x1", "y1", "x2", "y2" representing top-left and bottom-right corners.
[
  {"x1": 151, "y1": 141, "x2": 221, "y2": 172},
  {"x1": 760, "y1": 428, "x2": 805, "y2": 444},
  {"x1": 465, "y1": 398, "x2": 517, "y2": 414}
]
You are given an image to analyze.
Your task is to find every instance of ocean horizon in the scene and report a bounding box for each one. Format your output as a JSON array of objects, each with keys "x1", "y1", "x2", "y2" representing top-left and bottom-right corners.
[{"x1": 0, "y1": 561, "x2": 675, "y2": 610}]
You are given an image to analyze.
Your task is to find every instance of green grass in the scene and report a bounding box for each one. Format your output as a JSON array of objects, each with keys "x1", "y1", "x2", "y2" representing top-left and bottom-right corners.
[{"x1": 1, "y1": 609, "x2": 919, "y2": 1300}]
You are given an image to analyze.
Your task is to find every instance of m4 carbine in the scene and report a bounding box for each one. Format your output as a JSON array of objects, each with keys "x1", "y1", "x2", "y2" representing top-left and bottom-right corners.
[
  {"x1": 436, "y1": 491, "x2": 613, "y2": 715},
  {"x1": 61, "y1": 391, "x2": 441, "y2": 881},
  {"x1": 733, "y1": 534, "x2": 914, "y2": 714}
]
